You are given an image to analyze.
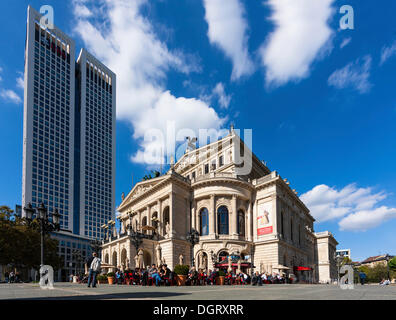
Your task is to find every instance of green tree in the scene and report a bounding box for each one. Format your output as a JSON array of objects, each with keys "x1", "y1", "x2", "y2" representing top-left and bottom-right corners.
[
  {"x1": 389, "y1": 257, "x2": 396, "y2": 271},
  {"x1": 142, "y1": 170, "x2": 161, "y2": 181},
  {"x1": 0, "y1": 205, "x2": 63, "y2": 275}
]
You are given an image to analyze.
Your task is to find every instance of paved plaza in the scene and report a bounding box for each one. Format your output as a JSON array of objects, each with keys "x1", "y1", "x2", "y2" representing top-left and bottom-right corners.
[{"x1": 1, "y1": 283, "x2": 395, "y2": 300}]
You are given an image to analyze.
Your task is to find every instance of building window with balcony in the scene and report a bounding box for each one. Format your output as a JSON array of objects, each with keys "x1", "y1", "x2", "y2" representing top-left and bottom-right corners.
[
  {"x1": 217, "y1": 206, "x2": 229, "y2": 235},
  {"x1": 199, "y1": 208, "x2": 209, "y2": 236}
]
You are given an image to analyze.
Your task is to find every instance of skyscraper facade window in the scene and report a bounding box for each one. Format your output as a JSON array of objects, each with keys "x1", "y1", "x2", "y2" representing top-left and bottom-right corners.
[{"x1": 22, "y1": 6, "x2": 116, "y2": 280}]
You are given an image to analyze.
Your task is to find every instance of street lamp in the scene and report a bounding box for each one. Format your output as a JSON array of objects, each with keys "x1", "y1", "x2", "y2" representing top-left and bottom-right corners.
[
  {"x1": 334, "y1": 252, "x2": 344, "y2": 284},
  {"x1": 386, "y1": 254, "x2": 390, "y2": 280},
  {"x1": 90, "y1": 239, "x2": 102, "y2": 256},
  {"x1": 72, "y1": 249, "x2": 84, "y2": 276},
  {"x1": 129, "y1": 227, "x2": 143, "y2": 252},
  {"x1": 250, "y1": 246, "x2": 254, "y2": 278},
  {"x1": 23, "y1": 202, "x2": 61, "y2": 266},
  {"x1": 186, "y1": 229, "x2": 200, "y2": 267}
]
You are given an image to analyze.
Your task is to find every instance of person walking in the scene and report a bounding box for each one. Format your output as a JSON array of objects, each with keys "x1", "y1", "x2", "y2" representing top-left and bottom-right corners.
[
  {"x1": 359, "y1": 271, "x2": 367, "y2": 285},
  {"x1": 87, "y1": 252, "x2": 101, "y2": 288}
]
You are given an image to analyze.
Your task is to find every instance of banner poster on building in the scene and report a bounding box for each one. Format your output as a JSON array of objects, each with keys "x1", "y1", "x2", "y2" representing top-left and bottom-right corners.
[{"x1": 257, "y1": 201, "x2": 273, "y2": 236}]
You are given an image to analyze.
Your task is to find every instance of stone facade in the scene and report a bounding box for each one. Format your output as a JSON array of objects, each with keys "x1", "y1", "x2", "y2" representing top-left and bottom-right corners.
[{"x1": 101, "y1": 129, "x2": 338, "y2": 283}]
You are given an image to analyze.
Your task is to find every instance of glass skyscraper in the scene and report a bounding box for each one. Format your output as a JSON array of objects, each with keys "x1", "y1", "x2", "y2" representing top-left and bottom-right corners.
[{"x1": 22, "y1": 6, "x2": 115, "y2": 279}]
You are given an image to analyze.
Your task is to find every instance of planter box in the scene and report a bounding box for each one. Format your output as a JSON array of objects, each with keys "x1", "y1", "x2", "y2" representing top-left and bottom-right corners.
[
  {"x1": 216, "y1": 276, "x2": 225, "y2": 285},
  {"x1": 108, "y1": 277, "x2": 115, "y2": 285},
  {"x1": 176, "y1": 275, "x2": 187, "y2": 286}
]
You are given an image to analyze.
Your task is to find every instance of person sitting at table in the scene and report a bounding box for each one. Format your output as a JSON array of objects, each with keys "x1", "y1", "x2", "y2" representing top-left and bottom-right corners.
[
  {"x1": 161, "y1": 264, "x2": 172, "y2": 286},
  {"x1": 225, "y1": 271, "x2": 233, "y2": 285},
  {"x1": 206, "y1": 269, "x2": 216, "y2": 285},
  {"x1": 186, "y1": 266, "x2": 198, "y2": 286}
]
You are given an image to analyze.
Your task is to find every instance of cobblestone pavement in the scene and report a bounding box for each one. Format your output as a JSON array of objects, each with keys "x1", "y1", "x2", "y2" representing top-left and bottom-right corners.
[{"x1": 1, "y1": 283, "x2": 395, "y2": 300}]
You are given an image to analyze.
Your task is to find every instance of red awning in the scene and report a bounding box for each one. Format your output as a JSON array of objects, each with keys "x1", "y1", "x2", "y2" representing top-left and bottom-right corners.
[{"x1": 294, "y1": 266, "x2": 312, "y2": 271}]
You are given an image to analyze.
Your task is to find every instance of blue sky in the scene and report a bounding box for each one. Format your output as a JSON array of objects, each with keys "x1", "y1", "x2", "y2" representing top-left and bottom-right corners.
[{"x1": 0, "y1": 0, "x2": 395, "y2": 261}]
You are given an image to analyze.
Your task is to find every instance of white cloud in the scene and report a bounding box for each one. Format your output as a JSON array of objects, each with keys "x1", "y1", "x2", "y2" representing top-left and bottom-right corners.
[
  {"x1": 72, "y1": 0, "x2": 225, "y2": 165},
  {"x1": 340, "y1": 37, "x2": 351, "y2": 49},
  {"x1": 212, "y1": 83, "x2": 231, "y2": 109},
  {"x1": 0, "y1": 89, "x2": 22, "y2": 104},
  {"x1": 380, "y1": 41, "x2": 396, "y2": 66},
  {"x1": 16, "y1": 72, "x2": 24, "y2": 90},
  {"x1": 328, "y1": 55, "x2": 372, "y2": 93},
  {"x1": 200, "y1": 82, "x2": 232, "y2": 109},
  {"x1": 260, "y1": 0, "x2": 335, "y2": 87},
  {"x1": 203, "y1": 0, "x2": 254, "y2": 80},
  {"x1": 301, "y1": 183, "x2": 396, "y2": 232},
  {"x1": 338, "y1": 207, "x2": 396, "y2": 232}
]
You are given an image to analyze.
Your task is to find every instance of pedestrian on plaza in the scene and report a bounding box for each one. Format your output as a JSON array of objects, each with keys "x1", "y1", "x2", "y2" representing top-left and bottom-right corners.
[
  {"x1": 4, "y1": 272, "x2": 9, "y2": 283},
  {"x1": 359, "y1": 271, "x2": 367, "y2": 285},
  {"x1": 87, "y1": 252, "x2": 101, "y2": 288},
  {"x1": 9, "y1": 271, "x2": 15, "y2": 283}
]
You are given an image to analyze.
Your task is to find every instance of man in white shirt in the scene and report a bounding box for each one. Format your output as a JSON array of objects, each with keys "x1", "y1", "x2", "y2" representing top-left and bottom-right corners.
[{"x1": 87, "y1": 252, "x2": 101, "y2": 288}]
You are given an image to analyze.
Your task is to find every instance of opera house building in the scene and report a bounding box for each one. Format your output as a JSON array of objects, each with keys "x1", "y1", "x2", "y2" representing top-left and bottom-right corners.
[{"x1": 101, "y1": 128, "x2": 338, "y2": 283}]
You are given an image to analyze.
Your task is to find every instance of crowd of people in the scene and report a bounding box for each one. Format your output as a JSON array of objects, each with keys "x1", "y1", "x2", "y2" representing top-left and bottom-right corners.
[
  {"x1": 87, "y1": 264, "x2": 292, "y2": 287},
  {"x1": 111, "y1": 264, "x2": 174, "y2": 286},
  {"x1": 2, "y1": 271, "x2": 22, "y2": 283}
]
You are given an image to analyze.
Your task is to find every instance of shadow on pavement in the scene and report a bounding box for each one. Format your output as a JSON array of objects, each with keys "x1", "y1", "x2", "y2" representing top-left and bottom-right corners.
[{"x1": 11, "y1": 291, "x2": 190, "y2": 300}]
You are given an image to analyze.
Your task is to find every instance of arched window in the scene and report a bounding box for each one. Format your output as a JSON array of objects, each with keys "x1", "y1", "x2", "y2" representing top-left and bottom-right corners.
[
  {"x1": 217, "y1": 206, "x2": 229, "y2": 235},
  {"x1": 218, "y1": 251, "x2": 228, "y2": 262},
  {"x1": 142, "y1": 216, "x2": 147, "y2": 234},
  {"x1": 199, "y1": 208, "x2": 209, "y2": 236},
  {"x1": 152, "y1": 212, "x2": 158, "y2": 230},
  {"x1": 163, "y1": 206, "x2": 170, "y2": 235},
  {"x1": 237, "y1": 209, "x2": 245, "y2": 236}
]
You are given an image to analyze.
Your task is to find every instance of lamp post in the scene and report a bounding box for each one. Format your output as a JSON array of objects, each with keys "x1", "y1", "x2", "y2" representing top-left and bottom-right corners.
[
  {"x1": 186, "y1": 229, "x2": 200, "y2": 267},
  {"x1": 249, "y1": 246, "x2": 255, "y2": 278},
  {"x1": 23, "y1": 202, "x2": 61, "y2": 266},
  {"x1": 386, "y1": 254, "x2": 390, "y2": 280},
  {"x1": 334, "y1": 252, "x2": 344, "y2": 284},
  {"x1": 90, "y1": 239, "x2": 102, "y2": 256},
  {"x1": 129, "y1": 226, "x2": 143, "y2": 252},
  {"x1": 72, "y1": 249, "x2": 84, "y2": 276}
]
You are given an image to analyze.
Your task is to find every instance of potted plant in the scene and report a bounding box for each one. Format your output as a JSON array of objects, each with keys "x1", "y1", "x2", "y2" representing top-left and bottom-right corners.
[
  {"x1": 217, "y1": 270, "x2": 226, "y2": 285},
  {"x1": 97, "y1": 274, "x2": 108, "y2": 284},
  {"x1": 107, "y1": 272, "x2": 115, "y2": 285},
  {"x1": 125, "y1": 269, "x2": 131, "y2": 285},
  {"x1": 174, "y1": 265, "x2": 189, "y2": 286}
]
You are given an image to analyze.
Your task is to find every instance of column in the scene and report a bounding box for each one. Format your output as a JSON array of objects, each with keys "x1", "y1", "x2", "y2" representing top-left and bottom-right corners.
[
  {"x1": 147, "y1": 206, "x2": 151, "y2": 226},
  {"x1": 247, "y1": 201, "x2": 252, "y2": 241},
  {"x1": 187, "y1": 198, "x2": 191, "y2": 234},
  {"x1": 209, "y1": 194, "x2": 216, "y2": 236},
  {"x1": 157, "y1": 199, "x2": 162, "y2": 236},
  {"x1": 138, "y1": 211, "x2": 141, "y2": 232},
  {"x1": 191, "y1": 199, "x2": 196, "y2": 231},
  {"x1": 169, "y1": 192, "x2": 175, "y2": 238},
  {"x1": 231, "y1": 194, "x2": 237, "y2": 236},
  {"x1": 147, "y1": 205, "x2": 151, "y2": 236}
]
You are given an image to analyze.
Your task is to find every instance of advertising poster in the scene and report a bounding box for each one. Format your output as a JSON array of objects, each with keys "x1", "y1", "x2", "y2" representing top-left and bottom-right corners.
[{"x1": 257, "y1": 201, "x2": 273, "y2": 236}]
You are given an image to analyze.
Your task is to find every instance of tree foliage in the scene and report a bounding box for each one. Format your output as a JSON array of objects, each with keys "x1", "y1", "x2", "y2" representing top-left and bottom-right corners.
[
  {"x1": 389, "y1": 257, "x2": 396, "y2": 271},
  {"x1": 357, "y1": 263, "x2": 396, "y2": 283},
  {"x1": 142, "y1": 170, "x2": 161, "y2": 181},
  {"x1": 0, "y1": 205, "x2": 63, "y2": 272}
]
